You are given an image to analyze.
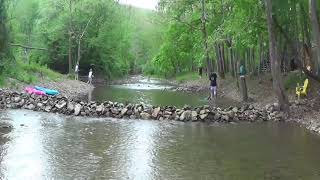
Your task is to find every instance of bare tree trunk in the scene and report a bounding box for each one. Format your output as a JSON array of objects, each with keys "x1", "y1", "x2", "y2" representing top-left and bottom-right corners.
[
  {"x1": 265, "y1": 0, "x2": 289, "y2": 111},
  {"x1": 68, "y1": 0, "x2": 73, "y2": 74},
  {"x1": 201, "y1": 0, "x2": 213, "y2": 75},
  {"x1": 309, "y1": 0, "x2": 320, "y2": 75}
]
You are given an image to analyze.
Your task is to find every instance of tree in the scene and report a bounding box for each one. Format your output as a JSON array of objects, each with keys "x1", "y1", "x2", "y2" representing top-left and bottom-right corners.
[
  {"x1": 265, "y1": 0, "x2": 289, "y2": 110},
  {"x1": 0, "y1": 0, "x2": 9, "y2": 72},
  {"x1": 309, "y1": 0, "x2": 320, "y2": 75}
]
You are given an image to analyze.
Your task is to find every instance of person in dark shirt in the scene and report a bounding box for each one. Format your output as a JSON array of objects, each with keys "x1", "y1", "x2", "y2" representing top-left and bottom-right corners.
[{"x1": 209, "y1": 72, "x2": 218, "y2": 100}]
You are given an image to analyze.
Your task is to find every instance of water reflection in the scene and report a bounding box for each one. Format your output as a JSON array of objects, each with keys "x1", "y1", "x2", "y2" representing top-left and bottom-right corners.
[{"x1": 1, "y1": 110, "x2": 320, "y2": 179}]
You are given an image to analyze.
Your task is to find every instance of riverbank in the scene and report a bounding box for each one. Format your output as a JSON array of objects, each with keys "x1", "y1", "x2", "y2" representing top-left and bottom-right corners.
[
  {"x1": 170, "y1": 72, "x2": 320, "y2": 134},
  {"x1": 4, "y1": 76, "x2": 94, "y2": 100}
]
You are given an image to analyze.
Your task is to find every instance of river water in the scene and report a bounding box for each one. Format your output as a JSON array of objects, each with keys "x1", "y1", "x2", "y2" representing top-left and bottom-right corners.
[
  {"x1": 1, "y1": 77, "x2": 320, "y2": 179},
  {"x1": 1, "y1": 110, "x2": 320, "y2": 179}
]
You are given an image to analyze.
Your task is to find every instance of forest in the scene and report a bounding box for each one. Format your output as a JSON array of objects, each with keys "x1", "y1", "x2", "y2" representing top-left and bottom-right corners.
[{"x1": 0, "y1": 0, "x2": 320, "y2": 109}]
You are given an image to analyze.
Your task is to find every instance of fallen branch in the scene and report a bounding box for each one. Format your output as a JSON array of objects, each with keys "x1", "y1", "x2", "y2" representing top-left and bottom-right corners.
[{"x1": 10, "y1": 43, "x2": 48, "y2": 51}]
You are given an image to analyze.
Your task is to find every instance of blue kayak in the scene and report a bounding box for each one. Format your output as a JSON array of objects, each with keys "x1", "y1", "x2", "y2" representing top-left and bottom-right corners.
[{"x1": 35, "y1": 86, "x2": 59, "y2": 96}]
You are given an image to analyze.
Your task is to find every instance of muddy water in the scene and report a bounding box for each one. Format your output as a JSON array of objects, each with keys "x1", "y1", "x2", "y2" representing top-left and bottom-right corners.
[{"x1": 1, "y1": 110, "x2": 320, "y2": 179}]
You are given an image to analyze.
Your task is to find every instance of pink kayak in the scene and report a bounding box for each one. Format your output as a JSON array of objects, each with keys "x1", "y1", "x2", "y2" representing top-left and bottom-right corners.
[{"x1": 25, "y1": 87, "x2": 46, "y2": 96}]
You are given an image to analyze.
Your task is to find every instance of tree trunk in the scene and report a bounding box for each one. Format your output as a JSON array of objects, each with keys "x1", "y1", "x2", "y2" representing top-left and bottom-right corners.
[
  {"x1": 68, "y1": 0, "x2": 73, "y2": 74},
  {"x1": 0, "y1": 0, "x2": 9, "y2": 59},
  {"x1": 265, "y1": 0, "x2": 290, "y2": 111},
  {"x1": 201, "y1": 0, "x2": 213, "y2": 75},
  {"x1": 239, "y1": 76, "x2": 248, "y2": 102},
  {"x1": 309, "y1": 0, "x2": 320, "y2": 75}
]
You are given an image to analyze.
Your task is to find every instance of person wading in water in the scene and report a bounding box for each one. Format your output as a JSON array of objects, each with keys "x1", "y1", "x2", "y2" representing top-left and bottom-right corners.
[{"x1": 208, "y1": 72, "x2": 218, "y2": 100}]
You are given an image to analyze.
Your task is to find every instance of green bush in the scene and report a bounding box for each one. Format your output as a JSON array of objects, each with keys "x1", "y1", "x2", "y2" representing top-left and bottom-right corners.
[
  {"x1": 176, "y1": 72, "x2": 200, "y2": 83},
  {"x1": 284, "y1": 72, "x2": 306, "y2": 90}
]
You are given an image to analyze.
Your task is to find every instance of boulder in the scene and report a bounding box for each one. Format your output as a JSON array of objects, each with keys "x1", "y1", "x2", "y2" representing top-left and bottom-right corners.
[
  {"x1": 14, "y1": 96, "x2": 21, "y2": 103},
  {"x1": 96, "y1": 104, "x2": 105, "y2": 113},
  {"x1": 140, "y1": 112, "x2": 151, "y2": 120},
  {"x1": 55, "y1": 100, "x2": 67, "y2": 109},
  {"x1": 121, "y1": 108, "x2": 128, "y2": 116},
  {"x1": 74, "y1": 104, "x2": 82, "y2": 116},
  {"x1": 180, "y1": 110, "x2": 192, "y2": 121},
  {"x1": 152, "y1": 107, "x2": 161, "y2": 118},
  {"x1": 26, "y1": 104, "x2": 35, "y2": 110},
  {"x1": 45, "y1": 106, "x2": 52, "y2": 112},
  {"x1": 200, "y1": 114, "x2": 208, "y2": 120},
  {"x1": 67, "y1": 102, "x2": 75, "y2": 112},
  {"x1": 191, "y1": 111, "x2": 198, "y2": 121},
  {"x1": 232, "y1": 107, "x2": 238, "y2": 113}
]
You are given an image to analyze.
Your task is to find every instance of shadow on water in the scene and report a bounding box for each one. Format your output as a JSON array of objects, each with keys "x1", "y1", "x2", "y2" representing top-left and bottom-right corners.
[{"x1": 1, "y1": 110, "x2": 320, "y2": 179}]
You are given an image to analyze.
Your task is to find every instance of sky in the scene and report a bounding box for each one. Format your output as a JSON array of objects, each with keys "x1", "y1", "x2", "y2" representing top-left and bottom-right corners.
[{"x1": 119, "y1": 0, "x2": 159, "y2": 10}]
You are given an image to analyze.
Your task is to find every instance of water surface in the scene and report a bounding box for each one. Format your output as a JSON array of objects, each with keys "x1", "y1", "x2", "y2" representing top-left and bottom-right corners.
[{"x1": 1, "y1": 110, "x2": 320, "y2": 180}]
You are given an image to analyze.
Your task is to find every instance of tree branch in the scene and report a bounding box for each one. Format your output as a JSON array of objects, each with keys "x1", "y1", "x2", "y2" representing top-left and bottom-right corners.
[{"x1": 10, "y1": 43, "x2": 47, "y2": 51}]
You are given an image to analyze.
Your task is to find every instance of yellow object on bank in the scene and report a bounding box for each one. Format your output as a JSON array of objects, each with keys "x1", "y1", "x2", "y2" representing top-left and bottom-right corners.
[{"x1": 296, "y1": 79, "x2": 309, "y2": 98}]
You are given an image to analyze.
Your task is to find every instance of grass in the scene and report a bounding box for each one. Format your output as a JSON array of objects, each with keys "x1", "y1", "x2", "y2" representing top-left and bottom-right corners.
[{"x1": 2, "y1": 61, "x2": 62, "y2": 85}]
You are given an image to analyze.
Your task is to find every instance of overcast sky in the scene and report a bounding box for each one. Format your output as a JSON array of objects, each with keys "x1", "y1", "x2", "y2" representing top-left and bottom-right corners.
[{"x1": 119, "y1": 0, "x2": 159, "y2": 10}]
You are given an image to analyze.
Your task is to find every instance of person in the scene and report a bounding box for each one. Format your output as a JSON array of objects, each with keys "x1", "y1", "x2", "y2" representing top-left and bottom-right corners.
[
  {"x1": 209, "y1": 72, "x2": 218, "y2": 100},
  {"x1": 239, "y1": 64, "x2": 246, "y2": 77},
  {"x1": 75, "y1": 62, "x2": 79, "y2": 80},
  {"x1": 87, "y1": 68, "x2": 94, "y2": 84}
]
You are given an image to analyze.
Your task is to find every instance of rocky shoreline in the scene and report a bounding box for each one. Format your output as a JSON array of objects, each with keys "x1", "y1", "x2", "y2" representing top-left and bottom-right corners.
[{"x1": 0, "y1": 89, "x2": 288, "y2": 123}]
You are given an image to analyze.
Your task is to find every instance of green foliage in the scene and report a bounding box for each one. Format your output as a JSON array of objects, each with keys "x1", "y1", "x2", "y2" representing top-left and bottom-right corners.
[
  {"x1": 175, "y1": 72, "x2": 200, "y2": 83},
  {"x1": 284, "y1": 72, "x2": 307, "y2": 90}
]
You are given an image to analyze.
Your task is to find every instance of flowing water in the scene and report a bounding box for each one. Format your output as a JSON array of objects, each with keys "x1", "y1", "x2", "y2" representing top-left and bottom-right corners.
[
  {"x1": 1, "y1": 77, "x2": 320, "y2": 179},
  {"x1": 1, "y1": 110, "x2": 320, "y2": 180},
  {"x1": 90, "y1": 76, "x2": 239, "y2": 108}
]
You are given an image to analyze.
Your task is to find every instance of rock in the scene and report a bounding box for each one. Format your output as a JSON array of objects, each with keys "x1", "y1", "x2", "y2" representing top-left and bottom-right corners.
[
  {"x1": 140, "y1": 112, "x2": 151, "y2": 120},
  {"x1": 191, "y1": 111, "x2": 198, "y2": 121},
  {"x1": 26, "y1": 104, "x2": 35, "y2": 110},
  {"x1": 67, "y1": 102, "x2": 75, "y2": 112},
  {"x1": 249, "y1": 105, "x2": 254, "y2": 110},
  {"x1": 232, "y1": 107, "x2": 238, "y2": 113},
  {"x1": 214, "y1": 113, "x2": 221, "y2": 120},
  {"x1": 200, "y1": 110, "x2": 206, "y2": 115},
  {"x1": 45, "y1": 106, "x2": 52, "y2": 112},
  {"x1": 200, "y1": 114, "x2": 208, "y2": 120},
  {"x1": 152, "y1": 107, "x2": 161, "y2": 118},
  {"x1": 55, "y1": 100, "x2": 67, "y2": 109},
  {"x1": 74, "y1": 104, "x2": 82, "y2": 116},
  {"x1": 14, "y1": 96, "x2": 21, "y2": 103},
  {"x1": 111, "y1": 108, "x2": 120, "y2": 115},
  {"x1": 96, "y1": 104, "x2": 105, "y2": 113},
  {"x1": 221, "y1": 115, "x2": 230, "y2": 122},
  {"x1": 273, "y1": 103, "x2": 280, "y2": 111},
  {"x1": 180, "y1": 110, "x2": 192, "y2": 121},
  {"x1": 121, "y1": 108, "x2": 128, "y2": 116}
]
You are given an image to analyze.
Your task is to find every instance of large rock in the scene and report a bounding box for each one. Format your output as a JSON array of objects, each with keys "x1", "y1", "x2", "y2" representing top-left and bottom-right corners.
[
  {"x1": 200, "y1": 114, "x2": 208, "y2": 120},
  {"x1": 180, "y1": 110, "x2": 192, "y2": 121},
  {"x1": 191, "y1": 111, "x2": 198, "y2": 121},
  {"x1": 152, "y1": 107, "x2": 161, "y2": 118},
  {"x1": 67, "y1": 102, "x2": 75, "y2": 112},
  {"x1": 26, "y1": 104, "x2": 35, "y2": 110},
  {"x1": 121, "y1": 108, "x2": 128, "y2": 116},
  {"x1": 74, "y1": 104, "x2": 82, "y2": 116},
  {"x1": 140, "y1": 112, "x2": 151, "y2": 120},
  {"x1": 14, "y1": 96, "x2": 21, "y2": 103},
  {"x1": 96, "y1": 104, "x2": 105, "y2": 113},
  {"x1": 55, "y1": 100, "x2": 67, "y2": 109}
]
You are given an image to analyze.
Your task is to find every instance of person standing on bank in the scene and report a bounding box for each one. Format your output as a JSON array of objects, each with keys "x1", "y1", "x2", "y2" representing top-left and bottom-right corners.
[
  {"x1": 87, "y1": 68, "x2": 94, "y2": 84},
  {"x1": 75, "y1": 62, "x2": 79, "y2": 81},
  {"x1": 209, "y1": 72, "x2": 218, "y2": 100}
]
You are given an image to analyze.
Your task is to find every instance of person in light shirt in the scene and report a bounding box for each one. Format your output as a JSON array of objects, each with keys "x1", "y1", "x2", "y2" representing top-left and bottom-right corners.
[{"x1": 87, "y1": 68, "x2": 94, "y2": 84}]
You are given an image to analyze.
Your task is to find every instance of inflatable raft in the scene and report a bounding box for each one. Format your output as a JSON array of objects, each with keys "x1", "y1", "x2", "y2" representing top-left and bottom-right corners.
[{"x1": 35, "y1": 86, "x2": 59, "y2": 96}]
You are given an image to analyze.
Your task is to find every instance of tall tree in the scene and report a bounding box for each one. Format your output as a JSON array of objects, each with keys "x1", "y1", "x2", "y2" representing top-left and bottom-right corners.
[
  {"x1": 0, "y1": 0, "x2": 9, "y2": 69},
  {"x1": 200, "y1": 0, "x2": 213, "y2": 74},
  {"x1": 309, "y1": 0, "x2": 320, "y2": 75},
  {"x1": 265, "y1": 0, "x2": 289, "y2": 110}
]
